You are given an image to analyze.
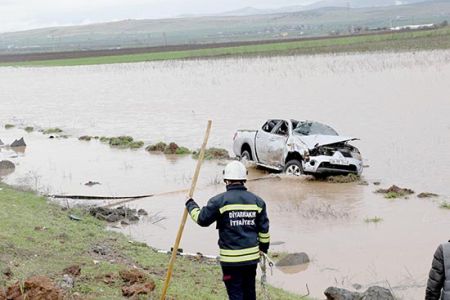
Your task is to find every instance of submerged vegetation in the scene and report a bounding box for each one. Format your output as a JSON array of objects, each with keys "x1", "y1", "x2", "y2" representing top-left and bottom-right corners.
[
  {"x1": 375, "y1": 185, "x2": 415, "y2": 199},
  {"x1": 440, "y1": 201, "x2": 450, "y2": 209},
  {"x1": 4, "y1": 124, "x2": 15, "y2": 129},
  {"x1": 146, "y1": 142, "x2": 191, "y2": 155},
  {"x1": 100, "y1": 136, "x2": 144, "y2": 149},
  {"x1": 364, "y1": 216, "x2": 383, "y2": 223},
  {"x1": 24, "y1": 126, "x2": 34, "y2": 133},
  {"x1": 326, "y1": 173, "x2": 360, "y2": 183},
  {"x1": 0, "y1": 184, "x2": 303, "y2": 299},
  {"x1": 42, "y1": 127, "x2": 63, "y2": 134},
  {"x1": 192, "y1": 147, "x2": 230, "y2": 160}
]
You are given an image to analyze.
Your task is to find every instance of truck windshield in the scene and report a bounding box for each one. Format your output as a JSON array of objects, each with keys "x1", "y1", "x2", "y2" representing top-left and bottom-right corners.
[{"x1": 293, "y1": 121, "x2": 338, "y2": 136}]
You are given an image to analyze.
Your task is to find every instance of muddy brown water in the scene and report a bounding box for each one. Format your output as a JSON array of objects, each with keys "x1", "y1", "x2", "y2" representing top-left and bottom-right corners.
[{"x1": 1, "y1": 51, "x2": 450, "y2": 299}]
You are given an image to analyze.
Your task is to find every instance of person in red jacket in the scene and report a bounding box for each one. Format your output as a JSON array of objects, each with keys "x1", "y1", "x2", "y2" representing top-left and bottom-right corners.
[{"x1": 186, "y1": 161, "x2": 270, "y2": 300}]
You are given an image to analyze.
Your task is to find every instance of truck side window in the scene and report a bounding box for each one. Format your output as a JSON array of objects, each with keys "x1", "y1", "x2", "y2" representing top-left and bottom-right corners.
[
  {"x1": 262, "y1": 120, "x2": 278, "y2": 133},
  {"x1": 274, "y1": 121, "x2": 289, "y2": 136}
]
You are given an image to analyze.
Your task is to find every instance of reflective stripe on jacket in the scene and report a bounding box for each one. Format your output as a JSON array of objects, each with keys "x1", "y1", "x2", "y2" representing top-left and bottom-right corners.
[{"x1": 186, "y1": 184, "x2": 270, "y2": 266}]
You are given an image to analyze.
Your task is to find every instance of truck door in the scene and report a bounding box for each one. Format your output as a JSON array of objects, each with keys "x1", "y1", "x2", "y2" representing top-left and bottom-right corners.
[
  {"x1": 255, "y1": 120, "x2": 280, "y2": 165},
  {"x1": 266, "y1": 120, "x2": 289, "y2": 168}
]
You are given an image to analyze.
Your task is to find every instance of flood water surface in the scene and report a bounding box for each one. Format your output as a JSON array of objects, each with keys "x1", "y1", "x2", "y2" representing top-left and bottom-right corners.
[{"x1": 1, "y1": 50, "x2": 450, "y2": 299}]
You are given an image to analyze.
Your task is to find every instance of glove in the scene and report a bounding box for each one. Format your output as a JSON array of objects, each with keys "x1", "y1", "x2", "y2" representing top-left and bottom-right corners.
[
  {"x1": 259, "y1": 243, "x2": 269, "y2": 254},
  {"x1": 185, "y1": 198, "x2": 195, "y2": 207}
]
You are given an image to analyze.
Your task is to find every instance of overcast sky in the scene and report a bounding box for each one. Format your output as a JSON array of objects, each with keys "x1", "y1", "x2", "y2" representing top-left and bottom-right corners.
[{"x1": 0, "y1": 0, "x2": 316, "y2": 33}]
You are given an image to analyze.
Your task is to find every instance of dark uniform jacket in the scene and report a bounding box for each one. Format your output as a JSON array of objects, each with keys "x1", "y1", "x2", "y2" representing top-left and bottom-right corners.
[
  {"x1": 426, "y1": 241, "x2": 450, "y2": 300},
  {"x1": 186, "y1": 184, "x2": 270, "y2": 266}
]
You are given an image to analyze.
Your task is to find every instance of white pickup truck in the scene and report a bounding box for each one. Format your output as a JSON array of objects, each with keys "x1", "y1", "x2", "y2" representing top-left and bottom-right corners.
[{"x1": 232, "y1": 119, "x2": 363, "y2": 176}]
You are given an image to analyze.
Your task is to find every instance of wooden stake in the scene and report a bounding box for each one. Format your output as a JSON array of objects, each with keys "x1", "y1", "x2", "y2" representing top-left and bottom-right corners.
[{"x1": 160, "y1": 120, "x2": 212, "y2": 300}]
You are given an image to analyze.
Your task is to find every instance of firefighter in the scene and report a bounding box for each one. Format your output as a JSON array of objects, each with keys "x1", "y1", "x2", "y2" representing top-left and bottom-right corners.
[{"x1": 185, "y1": 160, "x2": 270, "y2": 300}]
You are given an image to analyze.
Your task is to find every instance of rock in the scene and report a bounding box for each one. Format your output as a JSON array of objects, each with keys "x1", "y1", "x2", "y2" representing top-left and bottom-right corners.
[
  {"x1": 275, "y1": 252, "x2": 310, "y2": 267},
  {"x1": 121, "y1": 219, "x2": 130, "y2": 226},
  {"x1": 106, "y1": 213, "x2": 122, "y2": 223},
  {"x1": 129, "y1": 215, "x2": 140, "y2": 222},
  {"x1": 84, "y1": 181, "x2": 100, "y2": 186},
  {"x1": 324, "y1": 286, "x2": 394, "y2": 300},
  {"x1": 59, "y1": 274, "x2": 74, "y2": 289},
  {"x1": 122, "y1": 281, "x2": 155, "y2": 298},
  {"x1": 418, "y1": 192, "x2": 439, "y2": 198},
  {"x1": 63, "y1": 265, "x2": 81, "y2": 277},
  {"x1": 324, "y1": 287, "x2": 361, "y2": 300},
  {"x1": 2, "y1": 267, "x2": 13, "y2": 279},
  {"x1": 10, "y1": 137, "x2": 26, "y2": 147},
  {"x1": 352, "y1": 284, "x2": 362, "y2": 290},
  {"x1": 0, "y1": 160, "x2": 15, "y2": 170},
  {"x1": 362, "y1": 286, "x2": 394, "y2": 300},
  {"x1": 137, "y1": 209, "x2": 148, "y2": 216},
  {"x1": 373, "y1": 181, "x2": 381, "y2": 185},
  {"x1": 19, "y1": 276, "x2": 63, "y2": 300}
]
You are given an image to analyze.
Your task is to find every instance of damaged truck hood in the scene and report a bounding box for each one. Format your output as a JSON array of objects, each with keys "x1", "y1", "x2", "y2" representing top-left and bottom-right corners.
[{"x1": 295, "y1": 135, "x2": 359, "y2": 149}]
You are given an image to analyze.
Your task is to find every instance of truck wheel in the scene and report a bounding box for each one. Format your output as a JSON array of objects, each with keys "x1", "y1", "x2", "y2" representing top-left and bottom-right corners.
[
  {"x1": 241, "y1": 150, "x2": 252, "y2": 162},
  {"x1": 284, "y1": 159, "x2": 303, "y2": 176}
]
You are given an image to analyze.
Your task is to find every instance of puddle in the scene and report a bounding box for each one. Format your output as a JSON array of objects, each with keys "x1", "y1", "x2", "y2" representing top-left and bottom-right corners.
[{"x1": 1, "y1": 50, "x2": 450, "y2": 298}]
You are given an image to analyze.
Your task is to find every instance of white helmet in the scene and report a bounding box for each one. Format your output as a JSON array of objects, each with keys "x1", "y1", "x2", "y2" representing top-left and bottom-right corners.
[{"x1": 223, "y1": 161, "x2": 248, "y2": 181}]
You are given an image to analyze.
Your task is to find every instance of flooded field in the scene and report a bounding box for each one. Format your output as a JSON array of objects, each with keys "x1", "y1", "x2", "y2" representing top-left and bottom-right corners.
[{"x1": 1, "y1": 50, "x2": 450, "y2": 299}]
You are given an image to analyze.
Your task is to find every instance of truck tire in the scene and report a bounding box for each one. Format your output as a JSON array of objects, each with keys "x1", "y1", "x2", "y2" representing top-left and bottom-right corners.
[
  {"x1": 284, "y1": 159, "x2": 303, "y2": 176},
  {"x1": 241, "y1": 150, "x2": 252, "y2": 162}
]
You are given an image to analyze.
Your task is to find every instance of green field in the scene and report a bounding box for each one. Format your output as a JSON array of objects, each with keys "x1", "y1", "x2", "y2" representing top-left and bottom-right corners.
[
  {"x1": 2, "y1": 27, "x2": 450, "y2": 67},
  {"x1": 0, "y1": 184, "x2": 306, "y2": 299}
]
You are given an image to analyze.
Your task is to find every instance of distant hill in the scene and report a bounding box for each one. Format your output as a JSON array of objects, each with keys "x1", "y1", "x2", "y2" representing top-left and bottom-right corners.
[
  {"x1": 219, "y1": 0, "x2": 435, "y2": 16},
  {"x1": 1, "y1": 0, "x2": 449, "y2": 54}
]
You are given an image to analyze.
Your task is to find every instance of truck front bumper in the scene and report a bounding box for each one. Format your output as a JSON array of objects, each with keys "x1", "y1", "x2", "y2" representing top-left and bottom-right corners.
[{"x1": 303, "y1": 155, "x2": 363, "y2": 175}]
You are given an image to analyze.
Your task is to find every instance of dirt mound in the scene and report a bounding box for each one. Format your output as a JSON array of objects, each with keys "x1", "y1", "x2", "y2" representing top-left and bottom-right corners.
[
  {"x1": 1, "y1": 276, "x2": 64, "y2": 300},
  {"x1": 119, "y1": 269, "x2": 155, "y2": 298},
  {"x1": 119, "y1": 269, "x2": 147, "y2": 284},
  {"x1": 122, "y1": 282, "x2": 155, "y2": 298},
  {"x1": 375, "y1": 185, "x2": 414, "y2": 199}
]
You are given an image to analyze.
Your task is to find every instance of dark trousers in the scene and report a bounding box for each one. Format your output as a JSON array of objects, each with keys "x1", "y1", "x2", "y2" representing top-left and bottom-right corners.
[{"x1": 221, "y1": 264, "x2": 257, "y2": 300}]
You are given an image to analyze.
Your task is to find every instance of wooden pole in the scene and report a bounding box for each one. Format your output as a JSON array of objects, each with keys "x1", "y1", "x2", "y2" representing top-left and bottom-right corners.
[{"x1": 160, "y1": 120, "x2": 212, "y2": 300}]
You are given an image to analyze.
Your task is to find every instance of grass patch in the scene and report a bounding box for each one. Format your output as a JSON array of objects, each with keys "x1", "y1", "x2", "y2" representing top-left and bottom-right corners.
[
  {"x1": 78, "y1": 135, "x2": 92, "y2": 141},
  {"x1": 43, "y1": 128, "x2": 63, "y2": 134},
  {"x1": 375, "y1": 185, "x2": 415, "y2": 199},
  {"x1": 440, "y1": 201, "x2": 450, "y2": 209},
  {"x1": 100, "y1": 136, "x2": 144, "y2": 149},
  {"x1": 0, "y1": 184, "x2": 305, "y2": 299},
  {"x1": 4, "y1": 124, "x2": 15, "y2": 129},
  {"x1": 364, "y1": 216, "x2": 383, "y2": 223},
  {"x1": 192, "y1": 148, "x2": 230, "y2": 160},
  {"x1": 146, "y1": 142, "x2": 192, "y2": 155},
  {"x1": 146, "y1": 142, "x2": 167, "y2": 152},
  {"x1": 3, "y1": 27, "x2": 450, "y2": 67},
  {"x1": 24, "y1": 127, "x2": 34, "y2": 133}
]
